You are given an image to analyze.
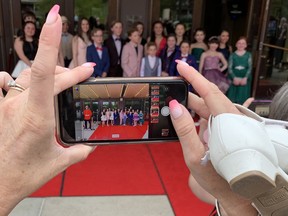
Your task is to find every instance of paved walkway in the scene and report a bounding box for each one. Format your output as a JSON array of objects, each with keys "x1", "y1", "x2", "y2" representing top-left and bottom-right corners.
[{"x1": 10, "y1": 195, "x2": 175, "y2": 216}]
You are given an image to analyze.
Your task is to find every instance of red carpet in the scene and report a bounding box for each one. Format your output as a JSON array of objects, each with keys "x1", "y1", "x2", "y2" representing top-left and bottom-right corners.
[
  {"x1": 30, "y1": 173, "x2": 63, "y2": 197},
  {"x1": 148, "y1": 142, "x2": 213, "y2": 216},
  {"x1": 89, "y1": 123, "x2": 148, "y2": 140},
  {"x1": 63, "y1": 144, "x2": 164, "y2": 195},
  {"x1": 31, "y1": 142, "x2": 213, "y2": 215}
]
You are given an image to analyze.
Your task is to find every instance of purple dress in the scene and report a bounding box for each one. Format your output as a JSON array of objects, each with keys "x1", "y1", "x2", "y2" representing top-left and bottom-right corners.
[{"x1": 202, "y1": 56, "x2": 230, "y2": 93}]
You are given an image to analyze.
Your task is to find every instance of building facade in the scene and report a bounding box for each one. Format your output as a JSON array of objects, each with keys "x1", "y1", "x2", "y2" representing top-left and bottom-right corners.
[{"x1": 0, "y1": 0, "x2": 287, "y2": 98}]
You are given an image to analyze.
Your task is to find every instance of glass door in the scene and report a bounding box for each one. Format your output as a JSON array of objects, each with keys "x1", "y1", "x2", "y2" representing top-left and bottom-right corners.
[{"x1": 254, "y1": 0, "x2": 288, "y2": 98}]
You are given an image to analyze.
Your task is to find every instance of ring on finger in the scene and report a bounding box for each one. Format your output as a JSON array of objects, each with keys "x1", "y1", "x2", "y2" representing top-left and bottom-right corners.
[{"x1": 7, "y1": 80, "x2": 26, "y2": 92}]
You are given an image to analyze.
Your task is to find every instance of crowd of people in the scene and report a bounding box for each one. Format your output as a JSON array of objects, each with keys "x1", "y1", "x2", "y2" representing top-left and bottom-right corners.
[
  {"x1": 100, "y1": 108, "x2": 145, "y2": 127},
  {"x1": 2, "y1": 5, "x2": 288, "y2": 216},
  {"x1": 12, "y1": 10, "x2": 253, "y2": 104},
  {"x1": 83, "y1": 106, "x2": 145, "y2": 129}
]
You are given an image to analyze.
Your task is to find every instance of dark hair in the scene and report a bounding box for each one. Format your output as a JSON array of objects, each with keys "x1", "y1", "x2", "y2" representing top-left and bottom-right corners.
[
  {"x1": 166, "y1": 33, "x2": 177, "y2": 41},
  {"x1": 146, "y1": 41, "x2": 157, "y2": 49},
  {"x1": 192, "y1": 27, "x2": 206, "y2": 42},
  {"x1": 91, "y1": 28, "x2": 103, "y2": 37},
  {"x1": 133, "y1": 21, "x2": 144, "y2": 28},
  {"x1": 133, "y1": 21, "x2": 144, "y2": 36},
  {"x1": 150, "y1": 21, "x2": 165, "y2": 42},
  {"x1": 127, "y1": 27, "x2": 139, "y2": 37},
  {"x1": 175, "y1": 22, "x2": 185, "y2": 30},
  {"x1": 20, "y1": 21, "x2": 37, "y2": 41},
  {"x1": 22, "y1": 11, "x2": 36, "y2": 21},
  {"x1": 219, "y1": 29, "x2": 230, "y2": 35},
  {"x1": 110, "y1": 20, "x2": 122, "y2": 29},
  {"x1": 208, "y1": 36, "x2": 219, "y2": 45},
  {"x1": 179, "y1": 40, "x2": 190, "y2": 47},
  {"x1": 193, "y1": 28, "x2": 205, "y2": 37},
  {"x1": 77, "y1": 17, "x2": 90, "y2": 42}
]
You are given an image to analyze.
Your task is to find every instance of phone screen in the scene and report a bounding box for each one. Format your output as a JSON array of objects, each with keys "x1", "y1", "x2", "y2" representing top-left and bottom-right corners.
[{"x1": 57, "y1": 78, "x2": 188, "y2": 145}]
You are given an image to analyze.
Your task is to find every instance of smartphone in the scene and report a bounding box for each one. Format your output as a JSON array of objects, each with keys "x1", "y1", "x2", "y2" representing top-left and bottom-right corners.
[
  {"x1": 56, "y1": 77, "x2": 188, "y2": 145},
  {"x1": 248, "y1": 99, "x2": 272, "y2": 117}
]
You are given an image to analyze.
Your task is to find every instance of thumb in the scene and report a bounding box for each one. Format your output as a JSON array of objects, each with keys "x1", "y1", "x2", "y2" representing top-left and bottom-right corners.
[
  {"x1": 61, "y1": 145, "x2": 97, "y2": 168},
  {"x1": 169, "y1": 99, "x2": 205, "y2": 168}
]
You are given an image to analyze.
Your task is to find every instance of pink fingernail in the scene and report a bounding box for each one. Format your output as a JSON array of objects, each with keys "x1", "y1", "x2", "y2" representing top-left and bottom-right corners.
[
  {"x1": 46, "y1": 5, "x2": 60, "y2": 25},
  {"x1": 82, "y1": 62, "x2": 96, "y2": 67},
  {"x1": 175, "y1": 59, "x2": 189, "y2": 66},
  {"x1": 169, "y1": 99, "x2": 183, "y2": 119}
]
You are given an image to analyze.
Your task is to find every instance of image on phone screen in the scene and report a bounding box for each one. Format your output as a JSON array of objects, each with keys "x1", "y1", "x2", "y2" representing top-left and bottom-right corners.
[{"x1": 57, "y1": 79, "x2": 188, "y2": 144}]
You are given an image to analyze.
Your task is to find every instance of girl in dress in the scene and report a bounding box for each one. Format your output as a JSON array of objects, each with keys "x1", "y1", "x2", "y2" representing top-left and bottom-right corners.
[
  {"x1": 119, "y1": 109, "x2": 124, "y2": 125},
  {"x1": 12, "y1": 21, "x2": 38, "y2": 78},
  {"x1": 175, "y1": 23, "x2": 187, "y2": 46},
  {"x1": 138, "y1": 110, "x2": 144, "y2": 126},
  {"x1": 69, "y1": 18, "x2": 92, "y2": 68},
  {"x1": 133, "y1": 110, "x2": 139, "y2": 126},
  {"x1": 160, "y1": 34, "x2": 179, "y2": 76},
  {"x1": 190, "y1": 28, "x2": 208, "y2": 67},
  {"x1": 101, "y1": 111, "x2": 106, "y2": 127},
  {"x1": 110, "y1": 109, "x2": 114, "y2": 126},
  {"x1": 227, "y1": 37, "x2": 253, "y2": 104},
  {"x1": 147, "y1": 21, "x2": 166, "y2": 57},
  {"x1": 105, "y1": 108, "x2": 110, "y2": 126},
  {"x1": 217, "y1": 30, "x2": 233, "y2": 74},
  {"x1": 199, "y1": 36, "x2": 229, "y2": 93}
]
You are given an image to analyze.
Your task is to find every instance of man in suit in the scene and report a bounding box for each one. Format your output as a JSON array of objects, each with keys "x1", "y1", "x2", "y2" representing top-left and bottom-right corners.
[
  {"x1": 104, "y1": 21, "x2": 125, "y2": 77},
  {"x1": 87, "y1": 28, "x2": 110, "y2": 77},
  {"x1": 121, "y1": 28, "x2": 143, "y2": 77},
  {"x1": 61, "y1": 16, "x2": 73, "y2": 68}
]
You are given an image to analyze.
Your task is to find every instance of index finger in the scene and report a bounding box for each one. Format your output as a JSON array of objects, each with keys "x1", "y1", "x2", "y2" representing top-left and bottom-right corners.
[
  {"x1": 28, "y1": 5, "x2": 61, "y2": 111},
  {"x1": 176, "y1": 60, "x2": 239, "y2": 116}
]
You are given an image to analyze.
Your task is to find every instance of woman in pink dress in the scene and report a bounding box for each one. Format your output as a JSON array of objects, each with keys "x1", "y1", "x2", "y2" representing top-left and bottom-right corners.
[{"x1": 69, "y1": 18, "x2": 92, "y2": 68}]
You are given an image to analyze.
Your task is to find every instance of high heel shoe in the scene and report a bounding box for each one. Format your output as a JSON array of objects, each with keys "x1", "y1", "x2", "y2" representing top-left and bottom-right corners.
[{"x1": 208, "y1": 107, "x2": 288, "y2": 216}]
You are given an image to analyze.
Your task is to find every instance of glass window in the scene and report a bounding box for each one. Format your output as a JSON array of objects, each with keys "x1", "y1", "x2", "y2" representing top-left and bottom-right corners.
[
  {"x1": 258, "y1": 0, "x2": 288, "y2": 85},
  {"x1": 74, "y1": 0, "x2": 108, "y2": 32},
  {"x1": 160, "y1": 0, "x2": 194, "y2": 35}
]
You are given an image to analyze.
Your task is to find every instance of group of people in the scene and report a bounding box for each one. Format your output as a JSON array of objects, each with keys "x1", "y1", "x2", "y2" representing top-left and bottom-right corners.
[
  {"x1": 100, "y1": 108, "x2": 144, "y2": 127},
  {"x1": 12, "y1": 10, "x2": 252, "y2": 105},
  {"x1": 83, "y1": 106, "x2": 145, "y2": 129},
  {"x1": 2, "y1": 5, "x2": 288, "y2": 216}
]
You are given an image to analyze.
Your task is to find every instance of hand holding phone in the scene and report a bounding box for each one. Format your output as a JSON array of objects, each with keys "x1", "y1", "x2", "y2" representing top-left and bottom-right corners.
[{"x1": 56, "y1": 77, "x2": 188, "y2": 145}]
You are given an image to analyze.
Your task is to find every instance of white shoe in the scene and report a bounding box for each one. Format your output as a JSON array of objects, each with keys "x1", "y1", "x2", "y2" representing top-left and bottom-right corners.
[
  {"x1": 235, "y1": 104, "x2": 288, "y2": 173},
  {"x1": 208, "y1": 105, "x2": 288, "y2": 215}
]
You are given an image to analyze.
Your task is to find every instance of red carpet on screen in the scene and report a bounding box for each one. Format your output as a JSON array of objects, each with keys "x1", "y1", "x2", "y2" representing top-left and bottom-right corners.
[{"x1": 89, "y1": 122, "x2": 148, "y2": 140}]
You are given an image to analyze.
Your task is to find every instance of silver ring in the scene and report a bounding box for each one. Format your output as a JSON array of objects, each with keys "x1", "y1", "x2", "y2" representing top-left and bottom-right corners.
[{"x1": 7, "y1": 80, "x2": 26, "y2": 92}]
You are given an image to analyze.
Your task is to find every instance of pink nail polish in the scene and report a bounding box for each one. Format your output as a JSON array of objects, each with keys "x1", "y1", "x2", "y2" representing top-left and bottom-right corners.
[
  {"x1": 82, "y1": 62, "x2": 96, "y2": 67},
  {"x1": 46, "y1": 5, "x2": 60, "y2": 24},
  {"x1": 175, "y1": 59, "x2": 189, "y2": 66},
  {"x1": 169, "y1": 99, "x2": 183, "y2": 119}
]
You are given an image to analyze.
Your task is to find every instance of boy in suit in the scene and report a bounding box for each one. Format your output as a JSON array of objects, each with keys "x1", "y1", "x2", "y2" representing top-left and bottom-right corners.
[
  {"x1": 104, "y1": 20, "x2": 125, "y2": 77},
  {"x1": 121, "y1": 28, "x2": 143, "y2": 77},
  {"x1": 86, "y1": 28, "x2": 110, "y2": 77},
  {"x1": 169, "y1": 40, "x2": 198, "y2": 76}
]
